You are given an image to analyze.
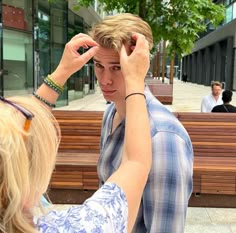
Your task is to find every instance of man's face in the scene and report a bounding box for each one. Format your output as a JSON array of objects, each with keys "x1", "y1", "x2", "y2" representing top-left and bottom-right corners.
[
  {"x1": 212, "y1": 85, "x2": 222, "y2": 97},
  {"x1": 93, "y1": 47, "x2": 126, "y2": 103}
]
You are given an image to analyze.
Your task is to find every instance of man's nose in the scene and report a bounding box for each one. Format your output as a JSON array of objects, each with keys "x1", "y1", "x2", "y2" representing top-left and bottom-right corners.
[{"x1": 99, "y1": 70, "x2": 113, "y2": 85}]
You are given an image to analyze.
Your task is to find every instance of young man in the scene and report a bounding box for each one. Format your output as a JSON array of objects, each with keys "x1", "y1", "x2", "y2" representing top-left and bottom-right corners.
[
  {"x1": 201, "y1": 81, "x2": 223, "y2": 112},
  {"x1": 89, "y1": 13, "x2": 193, "y2": 233}
]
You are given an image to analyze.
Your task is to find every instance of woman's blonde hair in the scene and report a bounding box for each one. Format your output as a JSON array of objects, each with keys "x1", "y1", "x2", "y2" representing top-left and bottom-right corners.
[
  {"x1": 0, "y1": 96, "x2": 60, "y2": 233},
  {"x1": 89, "y1": 13, "x2": 153, "y2": 51}
]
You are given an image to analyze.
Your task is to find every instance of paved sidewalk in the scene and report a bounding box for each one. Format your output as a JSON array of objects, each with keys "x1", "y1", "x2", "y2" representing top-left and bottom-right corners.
[
  {"x1": 55, "y1": 78, "x2": 236, "y2": 233},
  {"x1": 57, "y1": 78, "x2": 236, "y2": 112}
]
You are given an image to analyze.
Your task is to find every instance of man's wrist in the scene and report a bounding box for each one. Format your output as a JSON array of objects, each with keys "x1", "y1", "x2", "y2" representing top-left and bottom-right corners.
[
  {"x1": 125, "y1": 92, "x2": 146, "y2": 100},
  {"x1": 125, "y1": 84, "x2": 145, "y2": 96}
]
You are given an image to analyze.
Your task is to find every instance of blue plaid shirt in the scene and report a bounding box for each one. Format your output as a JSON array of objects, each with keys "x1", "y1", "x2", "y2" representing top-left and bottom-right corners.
[{"x1": 98, "y1": 86, "x2": 193, "y2": 233}]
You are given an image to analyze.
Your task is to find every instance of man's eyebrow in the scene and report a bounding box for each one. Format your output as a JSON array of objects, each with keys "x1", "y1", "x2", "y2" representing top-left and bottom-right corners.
[{"x1": 93, "y1": 58, "x2": 120, "y2": 64}]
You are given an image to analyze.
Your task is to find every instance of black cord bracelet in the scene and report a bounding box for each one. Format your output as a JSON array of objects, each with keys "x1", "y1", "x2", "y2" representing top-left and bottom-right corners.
[{"x1": 125, "y1": 92, "x2": 146, "y2": 100}]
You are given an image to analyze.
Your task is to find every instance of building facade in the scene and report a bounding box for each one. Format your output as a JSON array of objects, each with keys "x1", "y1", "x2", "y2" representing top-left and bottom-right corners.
[
  {"x1": 182, "y1": 0, "x2": 236, "y2": 90},
  {"x1": 0, "y1": 0, "x2": 102, "y2": 106}
]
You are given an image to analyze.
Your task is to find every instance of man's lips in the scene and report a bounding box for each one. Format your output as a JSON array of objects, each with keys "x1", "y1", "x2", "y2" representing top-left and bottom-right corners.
[{"x1": 102, "y1": 90, "x2": 116, "y2": 95}]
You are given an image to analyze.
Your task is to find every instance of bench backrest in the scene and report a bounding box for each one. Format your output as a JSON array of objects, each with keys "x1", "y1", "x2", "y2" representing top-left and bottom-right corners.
[
  {"x1": 53, "y1": 110, "x2": 236, "y2": 158},
  {"x1": 146, "y1": 83, "x2": 173, "y2": 104},
  {"x1": 53, "y1": 110, "x2": 103, "y2": 153},
  {"x1": 147, "y1": 83, "x2": 173, "y2": 96},
  {"x1": 178, "y1": 112, "x2": 236, "y2": 158}
]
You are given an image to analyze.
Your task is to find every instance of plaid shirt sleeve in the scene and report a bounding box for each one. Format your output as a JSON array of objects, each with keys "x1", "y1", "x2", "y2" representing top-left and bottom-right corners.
[{"x1": 140, "y1": 131, "x2": 193, "y2": 233}]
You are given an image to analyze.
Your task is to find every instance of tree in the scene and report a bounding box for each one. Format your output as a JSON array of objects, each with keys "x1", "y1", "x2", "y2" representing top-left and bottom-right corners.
[
  {"x1": 70, "y1": 0, "x2": 224, "y2": 85},
  {"x1": 74, "y1": 0, "x2": 225, "y2": 58}
]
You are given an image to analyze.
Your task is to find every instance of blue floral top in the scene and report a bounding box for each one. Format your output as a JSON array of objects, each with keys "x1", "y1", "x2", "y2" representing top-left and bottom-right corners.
[{"x1": 36, "y1": 183, "x2": 128, "y2": 233}]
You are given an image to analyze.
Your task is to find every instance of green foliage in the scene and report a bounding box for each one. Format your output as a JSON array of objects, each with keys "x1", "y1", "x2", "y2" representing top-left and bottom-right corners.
[
  {"x1": 154, "y1": 0, "x2": 225, "y2": 57},
  {"x1": 62, "y1": 0, "x2": 225, "y2": 57}
]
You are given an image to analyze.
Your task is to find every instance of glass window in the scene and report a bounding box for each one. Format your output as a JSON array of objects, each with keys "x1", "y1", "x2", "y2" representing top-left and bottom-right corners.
[
  {"x1": 233, "y1": 2, "x2": 236, "y2": 19},
  {"x1": 37, "y1": 8, "x2": 50, "y2": 86},
  {"x1": 225, "y1": 5, "x2": 233, "y2": 23},
  {"x1": 3, "y1": 29, "x2": 33, "y2": 96},
  {"x1": 67, "y1": 11, "x2": 86, "y2": 101},
  {"x1": 36, "y1": 0, "x2": 68, "y2": 107},
  {"x1": 224, "y1": 0, "x2": 231, "y2": 6},
  {"x1": 2, "y1": 0, "x2": 33, "y2": 97},
  {"x1": 50, "y1": 1, "x2": 68, "y2": 107}
]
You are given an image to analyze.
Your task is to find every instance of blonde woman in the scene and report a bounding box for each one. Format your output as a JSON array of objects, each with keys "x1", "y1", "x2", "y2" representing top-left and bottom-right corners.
[{"x1": 0, "y1": 32, "x2": 151, "y2": 232}]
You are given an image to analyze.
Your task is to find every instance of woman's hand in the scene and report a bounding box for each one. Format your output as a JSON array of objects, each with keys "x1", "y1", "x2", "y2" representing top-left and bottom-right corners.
[
  {"x1": 35, "y1": 34, "x2": 99, "y2": 107},
  {"x1": 52, "y1": 33, "x2": 99, "y2": 82}
]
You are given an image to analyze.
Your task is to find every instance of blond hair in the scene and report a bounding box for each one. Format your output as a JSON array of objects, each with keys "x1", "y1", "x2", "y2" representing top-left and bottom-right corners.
[
  {"x1": 0, "y1": 96, "x2": 60, "y2": 233},
  {"x1": 89, "y1": 13, "x2": 153, "y2": 51}
]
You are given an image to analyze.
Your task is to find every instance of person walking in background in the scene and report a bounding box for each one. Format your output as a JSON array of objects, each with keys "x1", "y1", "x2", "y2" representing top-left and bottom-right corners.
[
  {"x1": 201, "y1": 81, "x2": 223, "y2": 112},
  {"x1": 89, "y1": 13, "x2": 193, "y2": 233},
  {"x1": 182, "y1": 72, "x2": 188, "y2": 82},
  {"x1": 212, "y1": 90, "x2": 236, "y2": 112}
]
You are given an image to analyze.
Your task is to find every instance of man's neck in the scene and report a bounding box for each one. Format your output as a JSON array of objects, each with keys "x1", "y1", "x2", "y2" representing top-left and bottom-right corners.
[
  {"x1": 114, "y1": 101, "x2": 126, "y2": 119},
  {"x1": 111, "y1": 102, "x2": 126, "y2": 133},
  {"x1": 213, "y1": 95, "x2": 220, "y2": 101}
]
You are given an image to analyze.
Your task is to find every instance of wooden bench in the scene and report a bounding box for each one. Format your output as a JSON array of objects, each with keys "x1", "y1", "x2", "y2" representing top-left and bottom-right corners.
[
  {"x1": 177, "y1": 112, "x2": 236, "y2": 207},
  {"x1": 48, "y1": 110, "x2": 236, "y2": 207},
  {"x1": 145, "y1": 78, "x2": 162, "y2": 84},
  {"x1": 145, "y1": 80, "x2": 173, "y2": 104}
]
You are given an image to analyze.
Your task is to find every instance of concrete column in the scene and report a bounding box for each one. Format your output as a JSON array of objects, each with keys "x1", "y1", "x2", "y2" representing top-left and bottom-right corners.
[
  {"x1": 187, "y1": 55, "x2": 191, "y2": 82},
  {"x1": 192, "y1": 53, "x2": 197, "y2": 83},
  {"x1": 215, "y1": 42, "x2": 222, "y2": 82},
  {"x1": 205, "y1": 47, "x2": 211, "y2": 86},
  {"x1": 225, "y1": 37, "x2": 234, "y2": 90},
  {"x1": 201, "y1": 49, "x2": 206, "y2": 85},
  {"x1": 210, "y1": 45, "x2": 216, "y2": 84},
  {"x1": 196, "y1": 50, "x2": 203, "y2": 85},
  {"x1": 233, "y1": 49, "x2": 236, "y2": 91}
]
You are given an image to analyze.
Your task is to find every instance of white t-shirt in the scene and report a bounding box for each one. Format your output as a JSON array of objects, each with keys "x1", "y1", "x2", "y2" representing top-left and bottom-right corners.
[{"x1": 201, "y1": 94, "x2": 223, "y2": 112}]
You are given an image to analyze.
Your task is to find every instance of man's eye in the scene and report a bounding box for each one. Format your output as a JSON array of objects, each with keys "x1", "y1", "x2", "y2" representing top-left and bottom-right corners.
[
  {"x1": 112, "y1": 66, "x2": 121, "y2": 71},
  {"x1": 95, "y1": 63, "x2": 103, "y2": 69}
]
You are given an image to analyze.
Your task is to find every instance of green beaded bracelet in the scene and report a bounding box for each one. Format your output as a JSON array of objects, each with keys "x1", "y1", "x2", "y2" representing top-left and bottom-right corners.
[
  {"x1": 32, "y1": 92, "x2": 56, "y2": 108},
  {"x1": 43, "y1": 75, "x2": 64, "y2": 94},
  {"x1": 47, "y1": 74, "x2": 64, "y2": 92},
  {"x1": 43, "y1": 78, "x2": 63, "y2": 94}
]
